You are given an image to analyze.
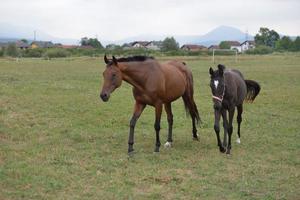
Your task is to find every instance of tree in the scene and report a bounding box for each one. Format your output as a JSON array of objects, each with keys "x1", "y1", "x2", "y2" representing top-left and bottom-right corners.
[
  {"x1": 219, "y1": 41, "x2": 230, "y2": 49},
  {"x1": 88, "y1": 38, "x2": 103, "y2": 49},
  {"x1": 6, "y1": 43, "x2": 19, "y2": 57},
  {"x1": 161, "y1": 37, "x2": 179, "y2": 51},
  {"x1": 255, "y1": 27, "x2": 280, "y2": 48},
  {"x1": 80, "y1": 37, "x2": 89, "y2": 46},
  {"x1": 21, "y1": 39, "x2": 28, "y2": 44},
  {"x1": 275, "y1": 36, "x2": 293, "y2": 50},
  {"x1": 291, "y1": 36, "x2": 300, "y2": 51},
  {"x1": 80, "y1": 37, "x2": 103, "y2": 49}
]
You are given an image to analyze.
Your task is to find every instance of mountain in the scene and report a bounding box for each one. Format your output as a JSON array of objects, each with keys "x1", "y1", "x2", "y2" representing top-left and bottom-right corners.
[
  {"x1": 110, "y1": 26, "x2": 253, "y2": 47},
  {"x1": 0, "y1": 23, "x2": 254, "y2": 46},
  {"x1": 192, "y1": 26, "x2": 254, "y2": 46},
  {"x1": 0, "y1": 23, "x2": 79, "y2": 45}
]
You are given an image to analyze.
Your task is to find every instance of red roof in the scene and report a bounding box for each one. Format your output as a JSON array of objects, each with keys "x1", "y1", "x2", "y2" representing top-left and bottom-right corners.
[
  {"x1": 79, "y1": 45, "x2": 95, "y2": 49},
  {"x1": 208, "y1": 45, "x2": 220, "y2": 49}
]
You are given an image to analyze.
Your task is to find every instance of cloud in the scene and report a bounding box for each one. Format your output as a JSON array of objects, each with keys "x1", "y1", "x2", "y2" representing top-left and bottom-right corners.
[{"x1": 1, "y1": 0, "x2": 299, "y2": 40}]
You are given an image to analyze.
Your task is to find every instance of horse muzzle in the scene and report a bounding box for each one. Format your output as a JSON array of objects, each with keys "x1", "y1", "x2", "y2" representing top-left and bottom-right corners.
[{"x1": 100, "y1": 92, "x2": 110, "y2": 102}]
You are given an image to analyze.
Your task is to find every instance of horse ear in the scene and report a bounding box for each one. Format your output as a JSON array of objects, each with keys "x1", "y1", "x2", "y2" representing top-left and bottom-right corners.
[
  {"x1": 218, "y1": 64, "x2": 225, "y2": 76},
  {"x1": 209, "y1": 67, "x2": 214, "y2": 75},
  {"x1": 112, "y1": 56, "x2": 118, "y2": 66},
  {"x1": 104, "y1": 54, "x2": 109, "y2": 64}
]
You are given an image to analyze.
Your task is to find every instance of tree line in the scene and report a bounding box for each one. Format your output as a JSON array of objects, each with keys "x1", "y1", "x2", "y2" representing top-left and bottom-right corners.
[
  {"x1": 254, "y1": 27, "x2": 300, "y2": 51},
  {"x1": 1, "y1": 27, "x2": 299, "y2": 58}
]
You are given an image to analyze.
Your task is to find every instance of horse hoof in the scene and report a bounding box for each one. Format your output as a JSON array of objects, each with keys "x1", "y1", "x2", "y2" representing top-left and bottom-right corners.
[
  {"x1": 193, "y1": 136, "x2": 199, "y2": 141},
  {"x1": 219, "y1": 146, "x2": 226, "y2": 153},
  {"x1": 128, "y1": 151, "x2": 135, "y2": 157},
  {"x1": 164, "y1": 141, "x2": 172, "y2": 148},
  {"x1": 236, "y1": 138, "x2": 241, "y2": 144}
]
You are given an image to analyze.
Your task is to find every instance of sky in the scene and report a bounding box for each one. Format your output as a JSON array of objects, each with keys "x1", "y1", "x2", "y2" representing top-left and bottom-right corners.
[{"x1": 1, "y1": 0, "x2": 299, "y2": 40}]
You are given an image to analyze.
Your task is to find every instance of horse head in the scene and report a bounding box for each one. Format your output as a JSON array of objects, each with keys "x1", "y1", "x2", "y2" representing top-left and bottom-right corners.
[
  {"x1": 209, "y1": 64, "x2": 226, "y2": 110},
  {"x1": 100, "y1": 55, "x2": 123, "y2": 102}
]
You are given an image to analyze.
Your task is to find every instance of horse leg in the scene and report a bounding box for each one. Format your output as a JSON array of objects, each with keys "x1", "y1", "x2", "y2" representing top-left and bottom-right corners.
[
  {"x1": 221, "y1": 109, "x2": 228, "y2": 148},
  {"x1": 236, "y1": 104, "x2": 243, "y2": 144},
  {"x1": 128, "y1": 101, "x2": 146, "y2": 154},
  {"x1": 214, "y1": 109, "x2": 226, "y2": 153},
  {"x1": 154, "y1": 103, "x2": 162, "y2": 152},
  {"x1": 164, "y1": 103, "x2": 173, "y2": 148},
  {"x1": 226, "y1": 108, "x2": 235, "y2": 154},
  {"x1": 192, "y1": 116, "x2": 199, "y2": 141}
]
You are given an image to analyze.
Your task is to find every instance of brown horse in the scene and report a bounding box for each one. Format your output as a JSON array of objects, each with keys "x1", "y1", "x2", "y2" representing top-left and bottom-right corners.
[{"x1": 100, "y1": 55, "x2": 200, "y2": 154}]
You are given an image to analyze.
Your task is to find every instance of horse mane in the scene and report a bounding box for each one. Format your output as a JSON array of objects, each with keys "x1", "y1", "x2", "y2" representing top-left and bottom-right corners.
[{"x1": 116, "y1": 56, "x2": 155, "y2": 63}]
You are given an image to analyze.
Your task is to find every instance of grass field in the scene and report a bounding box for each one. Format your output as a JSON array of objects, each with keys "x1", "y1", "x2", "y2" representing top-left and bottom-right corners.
[{"x1": 1, "y1": 54, "x2": 299, "y2": 199}]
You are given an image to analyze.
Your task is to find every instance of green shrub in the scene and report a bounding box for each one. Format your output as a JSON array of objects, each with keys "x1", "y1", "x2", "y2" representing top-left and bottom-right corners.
[
  {"x1": 5, "y1": 43, "x2": 19, "y2": 57},
  {"x1": 0, "y1": 49, "x2": 4, "y2": 57},
  {"x1": 22, "y1": 48, "x2": 45, "y2": 57},
  {"x1": 43, "y1": 48, "x2": 71, "y2": 59},
  {"x1": 246, "y1": 45, "x2": 273, "y2": 54}
]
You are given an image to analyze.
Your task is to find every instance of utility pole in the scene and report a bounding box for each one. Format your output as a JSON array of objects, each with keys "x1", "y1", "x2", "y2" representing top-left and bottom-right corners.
[{"x1": 34, "y1": 30, "x2": 37, "y2": 41}]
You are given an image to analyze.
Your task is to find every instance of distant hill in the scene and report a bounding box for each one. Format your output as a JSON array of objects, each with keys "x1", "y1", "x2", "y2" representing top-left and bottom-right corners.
[
  {"x1": 110, "y1": 26, "x2": 254, "y2": 46},
  {"x1": 1, "y1": 23, "x2": 296, "y2": 47},
  {"x1": 0, "y1": 23, "x2": 79, "y2": 45},
  {"x1": 192, "y1": 25, "x2": 254, "y2": 46}
]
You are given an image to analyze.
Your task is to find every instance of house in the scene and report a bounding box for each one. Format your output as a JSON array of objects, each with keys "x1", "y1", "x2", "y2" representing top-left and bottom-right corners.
[
  {"x1": 15, "y1": 41, "x2": 30, "y2": 49},
  {"x1": 31, "y1": 41, "x2": 54, "y2": 49},
  {"x1": 131, "y1": 41, "x2": 149, "y2": 48},
  {"x1": 145, "y1": 41, "x2": 163, "y2": 50},
  {"x1": 122, "y1": 43, "x2": 132, "y2": 50},
  {"x1": 240, "y1": 40, "x2": 255, "y2": 52},
  {"x1": 106, "y1": 44, "x2": 120, "y2": 50},
  {"x1": 208, "y1": 45, "x2": 220, "y2": 50},
  {"x1": 224, "y1": 41, "x2": 241, "y2": 52},
  {"x1": 181, "y1": 44, "x2": 207, "y2": 51}
]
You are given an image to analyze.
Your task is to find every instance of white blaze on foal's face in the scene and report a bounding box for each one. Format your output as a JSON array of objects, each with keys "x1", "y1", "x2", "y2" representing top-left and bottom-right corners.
[{"x1": 214, "y1": 80, "x2": 219, "y2": 89}]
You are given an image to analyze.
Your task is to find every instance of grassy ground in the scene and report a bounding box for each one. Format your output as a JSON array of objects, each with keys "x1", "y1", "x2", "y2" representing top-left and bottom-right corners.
[{"x1": 0, "y1": 54, "x2": 299, "y2": 199}]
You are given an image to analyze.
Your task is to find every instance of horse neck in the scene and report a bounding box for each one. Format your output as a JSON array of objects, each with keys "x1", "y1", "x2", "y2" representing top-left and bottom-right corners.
[{"x1": 119, "y1": 62, "x2": 148, "y2": 90}]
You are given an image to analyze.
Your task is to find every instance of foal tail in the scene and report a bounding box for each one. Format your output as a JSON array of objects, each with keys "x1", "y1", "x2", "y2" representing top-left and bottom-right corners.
[
  {"x1": 182, "y1": 71, "x2": 201, "y2": 124},
  {"x1": 245, "y1": 80, "x2": 261, "y2": 102}
]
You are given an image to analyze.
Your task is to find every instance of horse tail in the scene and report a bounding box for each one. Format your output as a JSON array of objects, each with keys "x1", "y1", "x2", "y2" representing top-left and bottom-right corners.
[
  {"x1": 182, "y1": 70, "x2": 201, "y2": 124},
  {"x1": 244, "y1": 80, "x2": 261, "y2": 102}
]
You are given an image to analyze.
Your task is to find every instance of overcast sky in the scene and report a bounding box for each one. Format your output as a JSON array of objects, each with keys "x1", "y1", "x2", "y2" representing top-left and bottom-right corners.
[{"x1": 1, "y1": 0, "x2": 299, "y2": 40}]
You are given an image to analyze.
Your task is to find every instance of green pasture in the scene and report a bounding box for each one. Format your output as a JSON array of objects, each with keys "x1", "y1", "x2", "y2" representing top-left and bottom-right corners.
[{"x1": 0, "y1": 54, "x2": 299, "y2": 199}]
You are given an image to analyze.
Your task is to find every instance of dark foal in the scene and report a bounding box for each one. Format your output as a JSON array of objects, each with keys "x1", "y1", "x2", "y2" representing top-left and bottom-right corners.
[
  {"x1": 100, "y1": 55, "x2": 201, "y2": 154},
  {"x1": 209, "y1": 64, "x2": 260, "y2": 154}
]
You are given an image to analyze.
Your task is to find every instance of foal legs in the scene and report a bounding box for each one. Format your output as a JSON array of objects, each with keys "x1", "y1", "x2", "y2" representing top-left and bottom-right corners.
[
  {"x1": 226, "y1": 108, "x2": 235, "y2": 154},
  {"x1": 154, "y1": 103, "x2": 162, "y2": 152},
  {"x1": 236, "y1": 104, "x2": 243, "y2": 144},
  {"x1": 221, "y1": 109, "x2": 228, "y2": 148},
  {"x1": 128, "y1": 101, "x2": 145, "y2": 154},
  {"x1": 164, "y1": 103, "x2": 173, "y2": 148},
  {"x1": 214, "y1": 109, "x2": 226, "y2": 153}
]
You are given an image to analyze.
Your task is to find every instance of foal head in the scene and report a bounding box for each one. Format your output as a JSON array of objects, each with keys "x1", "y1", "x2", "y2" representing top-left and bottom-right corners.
[
  {"x1": 209, "y1": 64, "x2": 226, "y2": 110},
  {"x1": 100, "y1": 55, "x2": 122, "y2": 102}
]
